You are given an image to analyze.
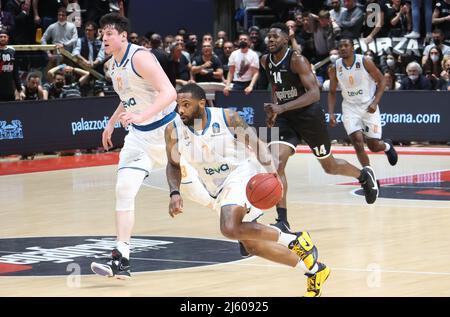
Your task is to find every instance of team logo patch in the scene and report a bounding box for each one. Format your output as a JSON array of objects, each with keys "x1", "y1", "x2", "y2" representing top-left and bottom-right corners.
[
  {"x1": 356, "y1": 62, "x2": 361, "y2": 69},
  {"x1": 212, "y1": 122, "x2": 220, "y2": 134},
  {"x1": 347, "y1": 170, "x2": 450, "y2": 201},
  {"x1": 0, "y1": 236, "x2": 243, "y2": 277}
]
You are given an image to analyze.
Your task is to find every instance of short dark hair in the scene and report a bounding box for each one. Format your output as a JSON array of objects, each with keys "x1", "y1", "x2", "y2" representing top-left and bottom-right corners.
[
  {"x1": 177, "y1": 83, "x2": 206, "y2": 100},
  {"x1": 54, "y1": 70, "x2": 65, "y2": 78},
  {"x1": 270, "y1": 23, "x2": 289, "y2": 36},
  {"x1": 432, "y1": 28, "x2": 444, "y2": 36},
  {"x1": 57, "y1": 7, "x2": 67, "y2": 15},
  {"x1": 339, "y1": 37, "x2": 354, "y2": 44},
  {"x1": 27, "y1": 72, "x2": 41, "y2": 81},
  {"x1": 84, "y1": 21, "x2": 98, "y2": 31},
  {"x1": 0, "y1": 28, "x2": 8, "y2": 36},
  {"x1": 100, "y1": 13, "x2": 130, "y2": 34}
]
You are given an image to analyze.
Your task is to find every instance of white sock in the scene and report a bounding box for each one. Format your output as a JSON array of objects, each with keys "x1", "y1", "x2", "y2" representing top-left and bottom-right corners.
[
  {"x1": 272, "y1": 225, "x2": 297, "y2": 247},
  {"x1": 117, "y1": 241, "x2": 130, "y2": 259},
  {"x1": 296, "y1": 260, "x2": 319, "y2": 275},
  {"x1": 384, "y1": 142, "x2": 391, "y2": 152}
]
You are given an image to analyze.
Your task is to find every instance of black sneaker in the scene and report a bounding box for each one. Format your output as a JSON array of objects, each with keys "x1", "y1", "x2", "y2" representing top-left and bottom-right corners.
[
  {"x1": 272, "y1": 218, "x2": 291, "y2": 233},
  {"x1": 359, "y1": 167, "x2": 378, "y2": 204},
  {"x1": 91, "y1": 249, "x2": 131, "y2": 279},
  {"x1": 384, "y1": 139, "x2": 398, "y2": 166}
]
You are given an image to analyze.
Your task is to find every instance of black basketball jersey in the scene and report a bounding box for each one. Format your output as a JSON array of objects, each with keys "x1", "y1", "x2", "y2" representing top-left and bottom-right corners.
[{"x1": 267, "y1": 48, "x2": 306, "y2": 106}]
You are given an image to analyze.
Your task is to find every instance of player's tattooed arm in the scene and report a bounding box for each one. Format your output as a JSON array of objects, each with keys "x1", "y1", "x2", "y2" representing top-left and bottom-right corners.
[{"x1": 225, "y1": 110, "x2": 277, "y2": 174}]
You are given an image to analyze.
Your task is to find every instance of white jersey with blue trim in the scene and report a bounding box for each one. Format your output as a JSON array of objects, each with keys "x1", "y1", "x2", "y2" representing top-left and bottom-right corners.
[
  {"x1": 108, "y1": 43, "x2": 176, "y2": 126},
  {"x1": 335, "y1": 54, "x2": 377, "y2": 106},
  {"x1": 173, "y1": 108, "x2": 250, "y2": 197}
]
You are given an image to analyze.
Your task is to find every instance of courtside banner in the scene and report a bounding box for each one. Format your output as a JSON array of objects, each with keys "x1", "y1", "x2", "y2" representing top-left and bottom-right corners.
[
  {"x1": 0, "y1": 96, "x2": 126, "y2": 156},
  {"x1": 215, "y1": 91, "x2": 450, "y2": 143}
]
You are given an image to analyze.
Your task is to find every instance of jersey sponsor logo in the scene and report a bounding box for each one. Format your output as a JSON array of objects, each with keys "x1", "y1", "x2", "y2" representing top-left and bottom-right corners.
[
  {"x1": 204, "y1": 164, "x2": 230, "y2": 176},
  {"x1": 275, "y1": 86, "x2": 298, "y2": 101},
  {"x1": 0, "y1": 120, "x2": 23, "y2": 140},
  {"x1": 121, "y1": 97, "x2": 137, "y2": 109},
  {"x1": 0, "y1": 236, "x2": 242, "y2": 276},
  {"x1": 347, "y1": 89, "x2": 364, "y2": 97}
]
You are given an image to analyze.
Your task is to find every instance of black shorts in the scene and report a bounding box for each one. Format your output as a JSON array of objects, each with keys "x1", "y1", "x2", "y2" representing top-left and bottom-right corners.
[{"x1": 269, "y1": 103, "x2": 332, "y2": 159}]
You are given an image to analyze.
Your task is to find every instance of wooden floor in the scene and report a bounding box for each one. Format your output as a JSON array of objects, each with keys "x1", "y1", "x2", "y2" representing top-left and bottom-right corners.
[{"x1": 0, "y1": 150, "x2": 449, "y2": 297}]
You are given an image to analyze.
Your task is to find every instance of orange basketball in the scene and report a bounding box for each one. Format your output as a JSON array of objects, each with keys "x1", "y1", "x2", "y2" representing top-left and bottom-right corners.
[{"x1": 246, "y1": 173, "x2": 283, "y2": 210}]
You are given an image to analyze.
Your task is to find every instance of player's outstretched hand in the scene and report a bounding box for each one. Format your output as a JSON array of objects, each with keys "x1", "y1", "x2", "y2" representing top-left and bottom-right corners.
[
  {"x1": 367, "y1": 103, "x2": 377, "y2": 114},
  {"x1": 102, "y1": 124, "x2": 115, "y2": 151},
  {"x1": 329, "y1": 113, "x2": 337, "y2": 127},
  {"x1": 169, "y1": 194, "x2": 183, "y2": 218}
]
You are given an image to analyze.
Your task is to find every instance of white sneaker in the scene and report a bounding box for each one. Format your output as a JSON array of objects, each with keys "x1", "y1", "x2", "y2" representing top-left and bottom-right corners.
[{"x1": 405, "y1": 31, "x2": 420, "y2": 39}]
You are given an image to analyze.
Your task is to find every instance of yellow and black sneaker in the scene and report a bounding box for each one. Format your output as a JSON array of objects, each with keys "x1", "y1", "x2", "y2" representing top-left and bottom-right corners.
[
  {"x1": 288, "y1": 231, "x2": 318, "y2": 270},
  {"x1": 304, "y1": 262, "x2": 330, "y2": 297}
]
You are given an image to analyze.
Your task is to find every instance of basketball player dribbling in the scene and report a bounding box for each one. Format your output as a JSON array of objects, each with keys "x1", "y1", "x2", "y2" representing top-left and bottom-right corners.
[
  {"x1": 328, "y1": 38, "x2": 398, "y2": 171},
  {"x1": 90, "y1": 13, "x2": 212, "y2": 279},
  {"x1": 262, "y1": 23, "x2": 379, "y2": 231},
  {"x1": 165, "y1": 83, "x2": 330, "y2": 297}
]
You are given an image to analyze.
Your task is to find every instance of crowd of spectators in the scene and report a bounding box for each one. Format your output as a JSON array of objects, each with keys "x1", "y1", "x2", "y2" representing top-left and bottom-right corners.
[{"x1": 1, "y1": 0, "x2": 449, "y2": 106}]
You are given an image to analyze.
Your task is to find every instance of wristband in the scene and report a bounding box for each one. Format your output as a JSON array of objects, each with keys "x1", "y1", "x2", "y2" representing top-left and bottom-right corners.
[{"x1": 170, "y1": 190, "x2": 180, "y2": 197}]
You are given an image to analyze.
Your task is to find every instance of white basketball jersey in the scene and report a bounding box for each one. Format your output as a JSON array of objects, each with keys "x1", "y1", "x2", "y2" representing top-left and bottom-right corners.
[
  {"x1": 108, "y1": 43, "x2": 176, "y2": 126},
  {"x1": 173, "y1": 108, "x2": 249, "y2": 197},
  {"x1": 335, "y1": 54, "x2": 377, "y2": 105}
]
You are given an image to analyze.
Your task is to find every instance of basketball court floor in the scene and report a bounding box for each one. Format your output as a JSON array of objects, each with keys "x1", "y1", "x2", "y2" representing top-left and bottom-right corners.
[{"x1": 0, "y1": 146, "x2": 449, "y2": 297}]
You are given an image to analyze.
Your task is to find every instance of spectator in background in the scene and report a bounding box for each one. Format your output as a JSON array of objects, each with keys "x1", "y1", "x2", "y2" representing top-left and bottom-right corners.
[
  {"x1": 191, "y1": 41, "x2": 223, "y2": 83},
  {"x1": 169, "y1": 42, "x2": 191, "y2": 88},
  {"x1": 0, "y1": 1, "x2": 14, "y2": 34},
  {"x1": 129, "y1": 32, "x2": 138, "y2": 44},
  {"x1": 248, "y1": 25, "x2": 267, "y2": 56},
  {"x1": 381, "y1": 53, "x2": 402, "y2": 74},
  {"x1": 0, "y1": 29, "x2": 23, "y2": 101},
  {"x1": 339, "y1": 0, "x2": 364, "y2": 39},
  {"x1": 6, "y1": 0, "x2": 35, "y2": 45},
  {"x1": 188, "y1": 33, "x2": 198, "y2": 47},
  {"x1": 174, "y1": 33, "x2": 191, "y2": 62},
  {"x1": 150, "y1": 33, "x2": 175, "y2": 87},
  {"x1": 405, "y1": 0, "x2": 433, "y2": 39},
  {"x1": 433, "y1": 0, "x2": 450, "y2": 40},
  {"x1": 164, "y1": 35, "x2": 174, "y2": 53},
  {"x1": 297, "y1": 12, "x2": 316, "y2": 62},
  {"x1": 94, "y1": 60, "x2": 115, "y2": 96},
  {"x1": 137, "y1": 36, "x2": 150, "y2": 49},
  {"x1": 21, "y1": 72, "x2": 45, "y2": 100},
  {"x1": 223, "y1": 33, "x2": 259, "y2": 95},
  {"x1": 217, "y1": 30, "x2": 227, "y2": 42},
  {"x1": 311, "y1": 10, "x2": 338, "y2": 62},
  {"x1": 286, "y1": 19, "x2": 302, "y2": 53},
  {"x1": 423, "y1": 46, "x2": 444, "y2": 89},
  {"x1": 438, "y1": 55, "x2": 450, "y2": 90},
  {"x1": 220, "y1": 40, "x2": 235, "y2": 80},
  {"x1": 41, "y1": 7, "x2": 78, "y2": 65},
  {"x1": 329, "y1": 0, "x2": 347, "y2": 31},
  {"x1": 400, "y1": 61, "x2": 432, "y2": 90},
  {"x1": 383, "y1": 69, "x2": 401, "y2": 90},
  {"x1": 72, "y1": 21, "x2": 105, "y2": 71},
  {"x1": 386, "y1": 0, "x2": 412, "y2": 37},
  {"x1": 45, "y1": 65, "x2": 89, "y2": 98},
  {"x1": 33, "y1": 0, "x2": 68, "y2": 30},
  {"x1": 422, "y1": 29, "x2": 450, "y2": 65},
  {"x1": 43, "y1": 69, "x2": 65, "y2": 99}
]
